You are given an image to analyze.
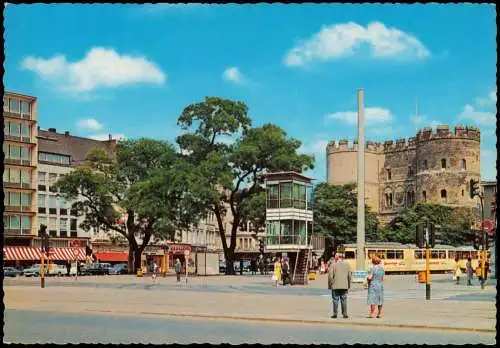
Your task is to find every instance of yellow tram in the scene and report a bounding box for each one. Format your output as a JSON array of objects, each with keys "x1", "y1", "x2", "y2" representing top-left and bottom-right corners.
[{"x1": 341, "y1": 243, "x2": 487, "y2": 273}]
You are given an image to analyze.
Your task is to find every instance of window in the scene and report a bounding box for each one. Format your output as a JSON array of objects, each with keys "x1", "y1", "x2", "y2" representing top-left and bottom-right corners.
[
  {"x1": 21, "y1": 124, "x2": 30, "y2": 137},
  {"x1": 422, "y1": 191, "x2": 427, "y2": 202},
  {"x1": 386, "y1": 250, "x2": 404, "y2": 259},
  {"x1": 279, "y1": 182, "x2": 292, "y2": 208},
  {"x1": 60, "y1": 218, "x2": 68, "y2": 231},
  {"x1": 423, "y1": 160, "x2": 428, "y2": 170},
  {"x1": 389, "y1": 193, "x2": 393, "y2": 207},
  {"x1": 441, "y1": 159, "x2": 446, "y2": 169},
  {"x1": 10, "y1": 145, "x2": 21, "y2": 159},
  {"x1": 49, "y1": 195, "x2": 57, "y2": 208},
  {"x1": 21, "y1": 101, "x2": 30, "y2": 116},
  {"x1": 10, "y1": 99, "x2": 20, "y2": 113},
  {"x1": 3, "y1": 168, "x2": 8, "y2": 182},
  {"x1": 38, "y1": 172, "x2": 46, "y2": 183},
  {"x1": 387, "y1": 169, "x2": 392, "y2": 180},
  {"x1": 408, "y1": 166, "x2": 414, "y2": 176},
  {"x1": 441, "y1": 189, "x2": 447, "y2": 202},
  {"x1": 3, "y1": 96, "x2": 9, "y2": 112},
  {"x1": 462, "y1": 189, "x2": 465, "y2": 197},
  {"x1": 49, "y1": 218, "x2": 57, "y2": 230},
  {"x1": 9, "y1": 168, "x2": 20, "y2": 183},
  {"x1": 460, "y1": 159, "x2": 466, "y2": 170},
  {"x1": 21, "y1": 216, "x2": 31, "y2": 229},
  {"x1": 70, "y1": 219, "x2": 77, "y2": 231},
  {"x1": 10, "y1": 122, "x2": 20, "y2": 136},
  {"x1": 9, "y1": 192, "x2": 21, "y2": 206},
  {"x1": 344, "y1": 251, "x2": 355, "y2": 259},
  {"x1": 21, "y1": 170, "x2": 30, "y2": 184},
  {"x1": 38, "y1": 194, "x2": 46, "y2": 207},
  {"x1": 414, "y1": 250, "x2": 425, "y2": 259},
  {"x1": 10, "y1": 216, "x2": 21, "y2": 229},
  {"x1": 21, "y1": 193, "x2": 31, "y2": 207},
  {"x1": 21, "y1": 147, "x2": 30, "y2": 160}
]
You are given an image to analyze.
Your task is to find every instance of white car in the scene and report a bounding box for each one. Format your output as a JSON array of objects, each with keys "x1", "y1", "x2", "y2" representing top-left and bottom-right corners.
[{"x1": 47, "y1": 264, "x2": 67, "y2": 276}]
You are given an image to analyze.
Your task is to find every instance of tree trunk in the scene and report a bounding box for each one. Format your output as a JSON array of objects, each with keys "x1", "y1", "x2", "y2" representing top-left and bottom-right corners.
[
  {"x1": 134, "y1": 249, "x2": 142, "y2": 274},
  {"x1": 127, "y1": 248, "x2": 134, "y2": 274},
  {"x1": 224, "y1": 246, "x2": 236, "y2": 275}
]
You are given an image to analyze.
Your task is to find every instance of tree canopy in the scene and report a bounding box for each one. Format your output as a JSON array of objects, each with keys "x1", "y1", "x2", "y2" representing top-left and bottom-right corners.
[
  {"x1": 177, "y1": 97, "x2": 314, "y2": 274},
  {"x1": 56, "y1": 139, "x2": 204, "y2": 272}
]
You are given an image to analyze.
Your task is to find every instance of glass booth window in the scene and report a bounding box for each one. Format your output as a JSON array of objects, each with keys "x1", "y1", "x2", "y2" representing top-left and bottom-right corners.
[
  {"x1": 21, "y1": 193, "x2": 31, "y2": 207},
  {"x1": 279, "y1": 182, "x2": 292, "y2": 208},
  {"x1": 292, "y1": 183, "x2": 306, "y2": 209},
  {"x1": 21, "y1": 216, "x2": 31, "y2": 229},
  {"x1": 267, "y1": 184, "x2": 279, "y2": 209},
  {"x1": 21, "y1": 101, "x2": 30, "y2": 115}
]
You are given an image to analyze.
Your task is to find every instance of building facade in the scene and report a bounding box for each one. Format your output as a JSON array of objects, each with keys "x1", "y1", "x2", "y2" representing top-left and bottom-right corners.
[
  {"x1": 327, "y1": 125, "x2": 482, "y2": 223},
  {"x1": 36, "y1": 128, "x2": 117, "y2": 242},
  {"x1": 3, "y1": 92, "x2": 38, "y2": 246}
]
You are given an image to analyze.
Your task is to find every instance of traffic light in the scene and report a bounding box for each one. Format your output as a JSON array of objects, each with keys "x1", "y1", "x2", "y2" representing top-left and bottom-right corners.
[
  {"x1": 429, "y1": 224, "x2": 442, "y2": 248},
  {"x1": 469, "y1": 179, "x2": 480, "y2": 199},
  {"x1": 39, "y1": 224, "x2": 49, "y2": 253},
  {"x1": 85, "y1": 245, "x2": 93, "y2": 256},
  {"x1": 259, "y1": 239, "x2": 265, "y2": 254},
  {"x1": 416, "y1": 222, "x2": 425, "y2": 248}
]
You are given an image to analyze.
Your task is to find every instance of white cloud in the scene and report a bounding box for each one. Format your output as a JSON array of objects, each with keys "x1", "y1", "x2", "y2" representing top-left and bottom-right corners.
[
  {"x1": 410, "y1": 114, "x2": 441, "y2": 129},
  {"x1": 88, "y1": 133, "x2": 126, "y2": 141},
  {"x1": 458, "y1": 104, "x2": 496, "y2": 126},
  {"x1": 222, "y1": 67, "x2": 246, "y2": 85},
  {"x1": 21, "y1": 47, "x2": 166, "y2": 92},
  {"x1": 77, "y1": 118, "x2": 103, "y2": 132},
  {"x1": 489, "y1": 88, "x2": 497, "y2": 102},
  {"x1": 476, "y1": 87, "x2": 497, "y2": 106},
  {"x1": 326, "y1": 107, "x2": 394, "y2": 124},
  {"x1": 285, "y1": 21, "x2": 430, "y2": 66},
  {"x1": 299, "y1": 139, "x2": 329, "y2": 155}
]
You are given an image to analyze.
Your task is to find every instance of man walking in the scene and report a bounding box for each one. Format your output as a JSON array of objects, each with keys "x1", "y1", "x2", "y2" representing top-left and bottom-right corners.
[
  {"x1": 282, "y1": 258, "x2": 291, "y2": 286},
  {"x1": 327, "y1": 254, "x2": 351, "y2": 319}
]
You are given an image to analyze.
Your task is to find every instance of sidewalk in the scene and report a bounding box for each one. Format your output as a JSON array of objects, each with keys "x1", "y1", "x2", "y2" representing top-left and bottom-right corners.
[{"x1": 5, "y1": 283, "x2": 496, "y2": 332}]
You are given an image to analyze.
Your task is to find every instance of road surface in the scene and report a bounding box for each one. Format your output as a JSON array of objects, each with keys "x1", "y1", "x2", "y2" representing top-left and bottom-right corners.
[{"x1": 4, "y1": 309, "x2": 495, "y2": 345}]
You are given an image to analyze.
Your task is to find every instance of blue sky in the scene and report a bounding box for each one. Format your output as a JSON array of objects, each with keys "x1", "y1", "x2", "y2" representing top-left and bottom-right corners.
[{"x1": 4, "y1": 4, "x2": 497, "y2": 181}]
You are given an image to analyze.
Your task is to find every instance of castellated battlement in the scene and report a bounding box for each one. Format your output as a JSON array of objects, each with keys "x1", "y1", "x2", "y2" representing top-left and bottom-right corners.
[{"x1": 326, "y1": 124, "x2": 480, "y2": 154}]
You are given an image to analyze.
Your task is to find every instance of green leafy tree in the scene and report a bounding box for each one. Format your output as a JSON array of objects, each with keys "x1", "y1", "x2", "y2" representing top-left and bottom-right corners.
[
  {"x1": 312, "y1": 182, "x2": 379, "y2": 246},
  {"x1": 381, "y1": 202, "x2": 474, "y2": 245},
  {"x1": 177, "y1": 97, "x2": 314, "y2": 274},
  {"x1": 56, "y1": 139, "x2": 203, "y2": 273}
]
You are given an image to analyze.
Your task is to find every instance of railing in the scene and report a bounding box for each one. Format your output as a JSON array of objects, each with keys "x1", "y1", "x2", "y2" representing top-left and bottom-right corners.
[
  {"x1": 3, "y1": 181, "x2": 33, "y2": 189},
  {"x1": 4, "y1": 158, "x2": 33, "y2": 166},
  {"x1": 267, "y1": 199, "x2": 310, "y2": 210},
  {"x1": 4, "y1": 228, "x2": 33, "y2": 235},
  {"x1": 3, "y1": 111, "x2": 32, "y2": 120},
  {"x1": 5, "y1": 205, "x2": 34, "y2": 213},
  {"x1": 266, "y1": 234, "x2": 307, "y2": 245},
  {"x1": 310, "y1": 235, "x2": 325, "y2": 250}
]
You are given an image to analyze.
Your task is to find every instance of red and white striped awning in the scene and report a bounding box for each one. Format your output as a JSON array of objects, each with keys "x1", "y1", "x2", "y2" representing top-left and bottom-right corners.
[
  {"x1": 3, "y1": 247, "x2": 85, "y2": 261},
  {"x1": 3, "y1": 247, "x2": 41, "y2": 261}
]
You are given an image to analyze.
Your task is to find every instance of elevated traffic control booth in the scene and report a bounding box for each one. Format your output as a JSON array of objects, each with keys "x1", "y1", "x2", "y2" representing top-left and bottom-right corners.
[{"x1": 262, "y1": 171, "x2": 314, "y2": 285}]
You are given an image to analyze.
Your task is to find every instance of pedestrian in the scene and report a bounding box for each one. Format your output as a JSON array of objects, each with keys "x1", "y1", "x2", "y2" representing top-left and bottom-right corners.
[
  {"x1": 66, "y1": 259, "x2": 71, "y2": 277},
  {"x1": 74, "y1": 259, "x2": 79, "y2": 280},
  {"x1": 151, "y1": 260, "x2": 158, "y2": 281},
  {"x1": 251, "y1": 258, "x2": 256, "y2": 275},
  {"x1": 466, "y1": 257, "x2": 474, "y2": 286},
  {"x1": 174, "y1": 258, "x2": 182, "y2": 283},
  {"x1": 239, "y1": 259, "x2": 244, "y2": 275},
  {"x1": 259, "y1": 257, "x2": 264, "y2": 275},
  {"x1": 454, "y1": 257, "x2": 462, "y2": 285},
  {"x1": 367, "y1": 255, "x2": 385, "y2": 319},
  {"x1": 265, "y1": 256, "x2": 270, "y2": 275},
  {"x1": 327, "y1": 254, "x2": 351, "y2": 319},
  {"x1": 282, "y1": 258, "x2": 291, "y2": 286},
  {"x1": 272, "y1": 256, "x2": 282, "y2": 287}
]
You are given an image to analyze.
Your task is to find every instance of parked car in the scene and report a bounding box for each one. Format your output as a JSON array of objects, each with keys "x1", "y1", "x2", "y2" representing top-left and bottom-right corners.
[
  {"x1": 47, "y1": 264, "x2": 67, "y2": 277},
  {"x1": 23, "y1": 265, "x2": 48, "y2": 277},
  {"x1": 219, "y1": 261, "x2": 226, "y2": 273},
  {"x1": 109, "y1": 263, "x2": 128, "y2": 275},
  {"x1": 85, "y1": 263, "x2": 112, "y2": 275},
  {"x1": 3, "y1": 267, "x2": 23, "y2": 277}
]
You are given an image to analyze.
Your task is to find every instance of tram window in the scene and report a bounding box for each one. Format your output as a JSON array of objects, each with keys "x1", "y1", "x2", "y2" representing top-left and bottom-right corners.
[
  {"x1": 439, "y1": 251, "x2": 446, "y2": 259},
  {"x1": 344, "y1": 251, "x2": 355, "y2": 259},
  {"x1": 414, "y1": 250, "x2": 424, "y2": 259},
  {"x1": 471, "y1": 251, "x2": 478, "y2": 259},
  {"x1": 448, "y1": 251, "x2": 456, "y2": 259},
  {"x1": 376, "y1": 250, "x2": 386, "y2": 259},
  {"x1": 387, "y1": 250, "x2": 404, "y2": 259},
  {"x1": 431, "y1": 251, "x2": 439, "y2": 259}
]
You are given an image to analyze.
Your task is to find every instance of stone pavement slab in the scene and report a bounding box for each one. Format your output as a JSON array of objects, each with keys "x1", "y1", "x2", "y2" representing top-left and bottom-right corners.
[{"x1": 4, "y1": 282, "x2": 496, "y2": 332}]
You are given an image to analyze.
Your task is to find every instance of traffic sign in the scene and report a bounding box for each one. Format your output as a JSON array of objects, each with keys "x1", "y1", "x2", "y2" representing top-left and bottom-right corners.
[
  {"x1": 481, "y1": 220, "x2": 495, "y2": 233},
  {"x1": 73, "y1": 249, "x2": 79, "y2": 256}
]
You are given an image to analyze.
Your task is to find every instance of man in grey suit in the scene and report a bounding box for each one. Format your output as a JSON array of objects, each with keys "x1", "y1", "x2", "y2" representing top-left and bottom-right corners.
[{"x1": 327, "y1": 254, "x2": 351, "y2": 319}]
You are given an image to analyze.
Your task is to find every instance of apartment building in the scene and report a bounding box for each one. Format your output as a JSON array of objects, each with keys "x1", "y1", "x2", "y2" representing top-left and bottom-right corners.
[
  {"x1": 3, "y1": 92, "x2": 38, "y2": 247},
  {"x1": 36, "y1": 128, "x2": 117, "y2": 243}
]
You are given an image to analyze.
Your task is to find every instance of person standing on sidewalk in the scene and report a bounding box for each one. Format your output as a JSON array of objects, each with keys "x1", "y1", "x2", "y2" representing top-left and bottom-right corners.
[
  {"x1": 151, "y1": 260, "x2": 158, "y2": 281},
  {"x1": 174, "y1": 258, "x2": 182, "y2": 283},
  {"x1": 327, "y1": 254, "x2": 351, "y2": 319},
  {"x1": 466, "y1": 257, "x2": 474, "y2": 286},
  {"x1": 454, "y1": 257, "x2": 462, "y2": 285},
  {"x1": 282, "y1": 258, "x2": 291, "y2": 286},
  {"x1": 272, "y1": 256, "x2": 282, "y2": 287},
  {"x1": 367, "y1": 256, "x2": 385, "y2": 319}
]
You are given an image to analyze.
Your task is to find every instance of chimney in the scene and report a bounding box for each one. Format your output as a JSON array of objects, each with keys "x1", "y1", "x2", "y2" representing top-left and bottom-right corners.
[
  {"x1": 65, "y1": 131, "x2": 70, "y2": 137},
  {"x1": 48, "y1": 128, "x2": 56, "y2": 133}
]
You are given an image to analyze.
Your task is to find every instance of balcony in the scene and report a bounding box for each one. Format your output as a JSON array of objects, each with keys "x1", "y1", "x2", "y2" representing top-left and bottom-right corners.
[
  {"x1": 4, "y1": 228, "x2": 33, "y2": 236},
  {"x1": 3, "y1": 181, "x2": 34, "y2": 190},
  {"x1": 266, "y1": 234, "x2": 307, "y2": 246},
  {"x1": 5, "y1": 205, "x2": 35, "y2": 213},
  {"x1": 3, "y1": 111, "x2": 33, "y2": 121},
  {"x1": 4, "y1": 158, "x2": 33, "y2": 166},
  {"x1": 4, "y1": 135, "x2": 34, "y2": 144}
]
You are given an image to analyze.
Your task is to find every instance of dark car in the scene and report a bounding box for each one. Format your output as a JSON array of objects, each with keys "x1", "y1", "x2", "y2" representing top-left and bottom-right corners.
[
  {"x1": 219, "y1": 260, "x2": 226, "y2": 273},
  {"x1": 85, "y1": 263, "x2": 112, "y2": 275},
  {"x1": 109, "y1": 263, "x2": 128, "y2": 275},
  {"x1": 3, "y1": 267, "x2": 23, "y2": 277}
]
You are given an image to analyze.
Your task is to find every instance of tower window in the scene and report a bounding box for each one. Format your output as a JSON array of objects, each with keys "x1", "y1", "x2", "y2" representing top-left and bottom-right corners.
[
  {"x1": 389, "y1": 193, "x2": 393, "y2": 207},
  {"x1": 460, "y1": 159, "x2": 466, "y2": 170},
  {"x1": 441, "y1": 189, "x2": 447, "y2": 202},
  {"x1": 441, "y1": 159, "x2": 446, "y2": 169},
  {"x1": 387, "y1": 169, "x2": 392, "y2": 180},
  {"x1": 408, "y1": 166, "x2": 414, "y2": 176},
  {"x1": 422, "y1": 191, "x2": 427, "y2": 202},
  {"x1": 423, "y1": 160, "x2": 428, "y2": 171},
  {"x1": 462, "y1": 189, "x2": 465, "y2": 197}
]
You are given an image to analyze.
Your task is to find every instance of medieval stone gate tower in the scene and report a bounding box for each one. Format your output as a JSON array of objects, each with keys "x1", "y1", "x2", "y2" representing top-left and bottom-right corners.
[{"x1": 326, "y1": 125, "x2": 481, "y2": 224}]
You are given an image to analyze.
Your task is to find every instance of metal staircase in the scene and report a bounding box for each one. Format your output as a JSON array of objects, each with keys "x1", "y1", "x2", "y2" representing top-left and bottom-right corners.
[{"x1": 292, "y1": 248, "x2": 310, "y2": 285}]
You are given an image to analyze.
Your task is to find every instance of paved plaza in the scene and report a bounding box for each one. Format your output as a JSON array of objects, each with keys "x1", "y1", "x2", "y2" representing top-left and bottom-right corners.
[{"x1": 4, "y1": 273, "x2": 497, "y2": 344}]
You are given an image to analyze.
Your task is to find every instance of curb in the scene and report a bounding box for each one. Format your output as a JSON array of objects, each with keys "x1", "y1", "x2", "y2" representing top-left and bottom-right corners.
[{"x1": 84, "y1": 309, "x2": 495, "y2": 333}]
